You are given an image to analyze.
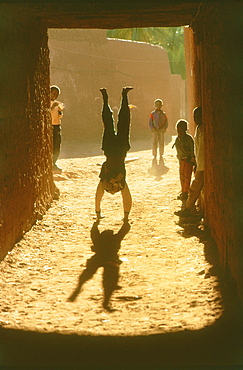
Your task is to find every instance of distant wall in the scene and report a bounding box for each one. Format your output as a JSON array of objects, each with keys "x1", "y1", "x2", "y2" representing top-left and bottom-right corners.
[
  {"x1": 0, "y1": 10, "x2": 55, "y2": 259},
  {"x1": 48, "y1": 29, "x2": 186, "y2": 145}
]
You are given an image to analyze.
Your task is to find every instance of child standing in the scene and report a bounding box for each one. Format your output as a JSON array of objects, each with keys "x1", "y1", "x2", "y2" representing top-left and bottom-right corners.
[
  {"x1": 173, "y1": 119, "x2": 195, "y2": 201},
  {"x1": 50, "y1": 85, "x2": 65, "y2": 173},
  {"x1": 148, "y1": 99, "x2": 168, "y2": 164}
]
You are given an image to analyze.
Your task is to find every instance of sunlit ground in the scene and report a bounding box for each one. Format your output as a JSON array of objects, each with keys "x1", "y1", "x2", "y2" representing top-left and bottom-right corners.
[{"x1": 0, "y1": 139, "x2": 224, "y2": 337}]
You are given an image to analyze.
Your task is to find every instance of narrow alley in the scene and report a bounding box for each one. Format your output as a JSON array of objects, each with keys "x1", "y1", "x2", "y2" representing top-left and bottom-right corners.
[{"x1": 0, "y1": 139, "x2": 242, "y2": 367}]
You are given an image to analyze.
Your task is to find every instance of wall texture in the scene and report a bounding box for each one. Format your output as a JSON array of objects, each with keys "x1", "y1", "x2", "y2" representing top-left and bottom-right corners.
[
  {"x1": 0, "y1": 8, "x2": 55, "y2": 259},
  {"x1": 193, "y1": 3, "x2": 243, "y2": 297},
  {"x1": 184, "y1": 26, "x2": 201, "y2": 135}
]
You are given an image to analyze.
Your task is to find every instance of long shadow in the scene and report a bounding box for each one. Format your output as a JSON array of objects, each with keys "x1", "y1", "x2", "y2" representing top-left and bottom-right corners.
[
  {"x1": 1, "y1": 231, "x2": 243, "y2": 369},
  {"x1": 1, "y1": 216, "x2": 243, "y2": 367},
  {"x1": 67, "y1": 221, "x2": 130, "y2": 312}
]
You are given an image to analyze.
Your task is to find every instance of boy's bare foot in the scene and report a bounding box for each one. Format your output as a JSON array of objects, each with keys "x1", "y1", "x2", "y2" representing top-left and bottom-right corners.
[
  {"x1": 122, "y1": 86, "x2": 133, "y2": 94},
  {"x1": 99, "y1": 88, "x2": 108, "y2": 100}
]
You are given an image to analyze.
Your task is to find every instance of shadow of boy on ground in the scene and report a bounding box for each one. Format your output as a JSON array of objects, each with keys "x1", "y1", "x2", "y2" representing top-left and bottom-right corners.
[{"x1": 68, "y1": 220, "x2": 130, "y2": 311}]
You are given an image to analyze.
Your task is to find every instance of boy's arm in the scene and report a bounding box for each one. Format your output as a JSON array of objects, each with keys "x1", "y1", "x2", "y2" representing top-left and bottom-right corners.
[
  {"x1": 149, "y1": 113, "x2": 155, "y2": 131},
  {"x1": 187, "y1": 135, "x2": 196, "y2": 166},
  {"x1": 115, "y1": 222, "x2": 131, "y2": 242},
  {"x1": 90, "y1": 220, "x2": 100, "y2": 244},
  {"x1": 189, "y1": 135, "x2": 196, "y2": 159},
  {"x1": 172, "y1": 136, "x2": 178, "y2": 149},
  {"x1": 51, "y1": 100, "x2": 63, "y2": 110},
  {"x1": 164, "y1": 113, "x2": 168, "y2": 131}
]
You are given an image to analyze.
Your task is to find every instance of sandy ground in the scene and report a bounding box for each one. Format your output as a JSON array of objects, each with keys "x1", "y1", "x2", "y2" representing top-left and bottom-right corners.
[{"x1": 0, "y1": 138, "x2": 242, "y2": 367}]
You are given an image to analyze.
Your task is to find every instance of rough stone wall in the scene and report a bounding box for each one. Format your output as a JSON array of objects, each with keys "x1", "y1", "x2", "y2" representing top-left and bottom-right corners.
[
  {"x1": 0, "y1": 7, "x2": 55, "y2": 259},
  {"x1": 184, "y1": 26, "x2": 201, "y2": 134},
  {"x1": 48, "y1": 29, "x2": 186, "y2": 144},
  {"x1": 193, "y1": 4, "x2": 243, "y2": 296}
]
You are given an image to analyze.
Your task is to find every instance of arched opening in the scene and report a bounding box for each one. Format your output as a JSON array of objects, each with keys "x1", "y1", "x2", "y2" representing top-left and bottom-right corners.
[{"x1": 0, "y1": 2, "x2": 242, "y2": 366}]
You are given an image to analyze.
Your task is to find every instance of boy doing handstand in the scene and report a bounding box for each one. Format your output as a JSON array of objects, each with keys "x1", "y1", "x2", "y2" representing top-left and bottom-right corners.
[{"x1": 95, "y1": 87, "x2": 133, "y2": 222}]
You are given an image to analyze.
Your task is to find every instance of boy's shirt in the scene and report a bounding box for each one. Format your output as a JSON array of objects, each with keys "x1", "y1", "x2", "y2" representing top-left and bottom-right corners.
[
  {"x1": 149, "y1": 110, "x2": 168, "y2": 131},
  {"x1": 51, "y1": 100, "x2": 64, "y2": 125},
  {"x1": 174, "y1": 133, "x2": 195, "y2": 161}
]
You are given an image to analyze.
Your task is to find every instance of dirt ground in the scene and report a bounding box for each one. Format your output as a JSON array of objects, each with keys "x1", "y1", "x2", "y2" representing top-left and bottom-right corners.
[{"x1": 0, "y1": 138, "x2": 242, "y2": 367}]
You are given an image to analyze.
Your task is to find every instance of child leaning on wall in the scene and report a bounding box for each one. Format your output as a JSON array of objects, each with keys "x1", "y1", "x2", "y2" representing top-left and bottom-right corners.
[{"x1": 173, "y1": 119, "x2": 195, "y2": 202}]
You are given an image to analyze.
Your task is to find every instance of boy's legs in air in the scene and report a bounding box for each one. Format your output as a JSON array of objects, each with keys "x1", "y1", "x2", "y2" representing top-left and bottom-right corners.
[
  {"x1": 117, "y1": 87, "x2": 133, "y2": 152},
  {"x1": 100, "y1": 88, "x2": 116, "y2": 155}
]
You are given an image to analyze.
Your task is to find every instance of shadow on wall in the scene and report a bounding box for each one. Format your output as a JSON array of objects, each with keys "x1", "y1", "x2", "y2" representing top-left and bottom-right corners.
[{"x1": 48, "y1": 29, "x2": 186, "y2": 145}]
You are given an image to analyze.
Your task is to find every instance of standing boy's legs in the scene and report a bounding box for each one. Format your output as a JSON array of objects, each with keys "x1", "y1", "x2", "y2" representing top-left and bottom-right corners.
[
  {"x1": 152, "y1": 131, "x2": 159, "y2": 159},
  {"x1": 180, "y1": 159, "x2": 193, "y2": 197},
  {"x1": 53, "y1": 125, "x2": 61, "y2": 167},
  {"x1": 158, "y1": 130, "x2": 165, "y2": 158},
  {"x1": 175, "y1": 170, "x2": 204, "y2": 217},
  {"x1": 186, "y1": 170, "x2": 204, "y2": 210}
]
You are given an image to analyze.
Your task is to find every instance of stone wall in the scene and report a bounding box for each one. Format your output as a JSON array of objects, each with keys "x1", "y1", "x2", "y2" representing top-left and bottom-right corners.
[
  {"x1": 193, "y1": 4, "x2": 243, "y2": 296},
  {"x1": 184, "y1": 26, "x2": 201, "y2": 135},
  {"x1": 48, "y1": 29, "x2": 186, "y2": 144},
  {"x1": 0, "y1": 8, "x2": 55, "y2": 259}
]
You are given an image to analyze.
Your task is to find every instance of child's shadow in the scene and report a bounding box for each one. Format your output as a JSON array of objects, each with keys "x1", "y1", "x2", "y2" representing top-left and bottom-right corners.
[
  {"x1": 148, "y1": 159, "x2": 169, "y2": 180},
  {"x1": 67, "y1": 220, "x2": 130, "y2": 312}
]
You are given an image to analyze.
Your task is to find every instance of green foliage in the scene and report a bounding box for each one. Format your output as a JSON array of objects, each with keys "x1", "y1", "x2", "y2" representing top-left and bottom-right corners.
[{"x1": 107, "y1": 27, "x2": 186, "y2": 80}]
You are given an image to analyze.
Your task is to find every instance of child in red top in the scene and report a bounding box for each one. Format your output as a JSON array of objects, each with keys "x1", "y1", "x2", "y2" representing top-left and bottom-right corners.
[{"x1": 173, "y1": 119, "x2": 195, "y2": 201}]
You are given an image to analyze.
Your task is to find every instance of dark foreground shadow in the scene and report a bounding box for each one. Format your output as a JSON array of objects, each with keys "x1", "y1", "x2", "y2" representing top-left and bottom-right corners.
[{"x1": 1, "y1": 308, "x2": 242, "y2": 367}]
